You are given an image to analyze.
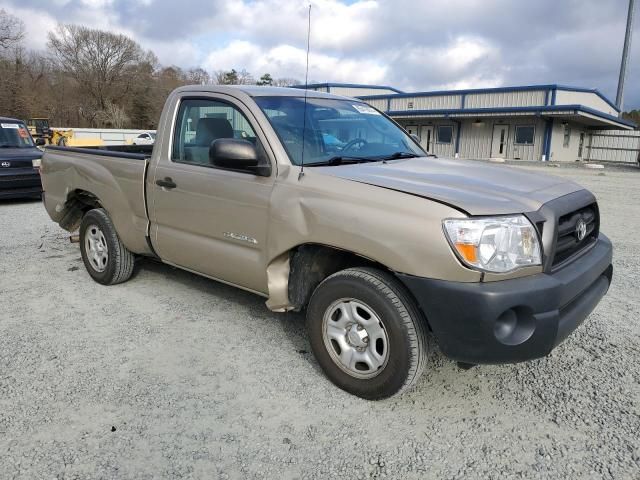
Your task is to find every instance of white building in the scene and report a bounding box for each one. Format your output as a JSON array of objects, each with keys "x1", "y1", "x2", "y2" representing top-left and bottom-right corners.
[{"x1": 300, "y1": 83, "x2": 639, "y2": 164}]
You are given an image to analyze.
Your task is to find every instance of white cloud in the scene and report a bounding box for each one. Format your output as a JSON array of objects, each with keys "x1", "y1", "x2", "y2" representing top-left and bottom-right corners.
[
  {"x1": 203, "y1": 39, "x2": 387, "y2": 83},
  {"x1": 0, "y1": 0, "x2": 638, "y2": 107}
]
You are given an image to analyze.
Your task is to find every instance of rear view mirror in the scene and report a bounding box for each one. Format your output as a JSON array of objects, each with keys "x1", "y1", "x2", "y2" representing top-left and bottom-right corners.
[{"x1": 209, "y1": 139, "x2": 271, "y2": 176}]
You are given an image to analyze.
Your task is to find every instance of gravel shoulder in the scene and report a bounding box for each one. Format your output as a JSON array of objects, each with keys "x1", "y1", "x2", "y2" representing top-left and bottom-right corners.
[{"x1": 0, "y1": 164, "x2": 639, "y2": 479}]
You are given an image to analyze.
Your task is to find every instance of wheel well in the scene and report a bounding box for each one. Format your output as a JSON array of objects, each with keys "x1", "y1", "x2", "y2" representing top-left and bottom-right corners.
[
  {"x1": 287, "y1": 244, "x2": 391, "y2": 311},
  {"x1": 59, "y1": 190, "x2": 103, "y2": 231}
]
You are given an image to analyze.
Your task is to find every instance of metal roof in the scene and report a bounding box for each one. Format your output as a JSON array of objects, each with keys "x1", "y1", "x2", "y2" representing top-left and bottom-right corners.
[
  {"x1": 386, "y1": 104, "x2": 636, "y2": 130},
  {"x1": 357, "y1": 84, "x2": 621, "y2": 113}
]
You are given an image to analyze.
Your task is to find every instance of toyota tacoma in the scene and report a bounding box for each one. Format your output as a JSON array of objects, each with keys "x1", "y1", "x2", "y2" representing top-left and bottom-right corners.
[{"x1": 40, "y1": 86, "x2": 613, "y2": 399}]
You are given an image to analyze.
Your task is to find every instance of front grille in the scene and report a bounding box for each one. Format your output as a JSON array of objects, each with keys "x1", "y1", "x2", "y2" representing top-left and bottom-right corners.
[
  {"x1": 552, "y1": 203, "x2": 599, "y2": 267},
  {"x1": 0, "y1": 173, "x2": 38, "y2": 182}
]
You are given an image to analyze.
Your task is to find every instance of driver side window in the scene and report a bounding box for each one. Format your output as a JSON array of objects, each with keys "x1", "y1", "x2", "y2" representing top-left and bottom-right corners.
[{"x1": 172, "y1": 98, "x2": 263, "y2": 167}]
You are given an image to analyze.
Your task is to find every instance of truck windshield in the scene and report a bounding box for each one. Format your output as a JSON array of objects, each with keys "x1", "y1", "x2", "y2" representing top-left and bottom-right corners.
[
  {"x1": 254, "y1": 96, "x2": 425, "y2": 166},
  {"x1": 0, "y1": 122, "x2": 35, "y2": 148}
]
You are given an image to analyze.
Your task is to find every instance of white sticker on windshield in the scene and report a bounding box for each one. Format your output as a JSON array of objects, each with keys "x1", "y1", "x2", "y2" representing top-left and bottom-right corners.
[
  {"x1": 352, "y1": 104, "x2": 381, "y2": 115},
  {"x1": 1, "y1": 123, "x2": 20, "y2": 129}
]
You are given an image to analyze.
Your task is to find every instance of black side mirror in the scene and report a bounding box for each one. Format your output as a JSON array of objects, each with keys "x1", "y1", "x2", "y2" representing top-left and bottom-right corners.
[
  {"x1": 209, "y1": 138, "x2": 271, "y2": 176},
  {"x1": 35, "y1": 138, "x2": 46, "y2": 146}
]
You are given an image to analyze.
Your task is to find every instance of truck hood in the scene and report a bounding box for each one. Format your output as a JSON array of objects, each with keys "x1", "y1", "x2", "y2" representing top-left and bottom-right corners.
[{"x1": 313, "y1": 157, "x2": 584, "y2": 215}]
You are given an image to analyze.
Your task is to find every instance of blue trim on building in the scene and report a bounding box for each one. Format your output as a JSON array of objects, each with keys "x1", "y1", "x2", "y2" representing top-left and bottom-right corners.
[
  {"x1": 293, "y1": 83, "x2": 405, "y2": 94},
  {"x1": 542, "y1": 119, "x2": 553, "y2": 161},
  {"x1": 544, "y1": 89, "x2": 550, "y2": 106},
  {"x1": 554, "y1": 85, "x2": 619, "y2": 113},
  {"x1": 385, "y1": 104, "x2": 636, "y2": 129},
  {"x1": 356, "y1": 84, "x2": 621, "y2": 113}
]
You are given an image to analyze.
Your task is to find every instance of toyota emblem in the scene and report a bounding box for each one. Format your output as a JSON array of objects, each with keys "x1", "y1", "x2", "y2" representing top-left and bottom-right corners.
[
  {"x1": 1, "y1": 161, "x2": 10, "y2": 168},
  {"x1": 575, "y1": 218, "x2": 587, "y2": 241}
]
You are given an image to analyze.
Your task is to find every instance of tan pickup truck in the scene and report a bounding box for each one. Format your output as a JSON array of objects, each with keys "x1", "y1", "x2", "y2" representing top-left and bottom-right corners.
[{"x1": 41, "y1": 85, "x2": 613, "y2": 399}]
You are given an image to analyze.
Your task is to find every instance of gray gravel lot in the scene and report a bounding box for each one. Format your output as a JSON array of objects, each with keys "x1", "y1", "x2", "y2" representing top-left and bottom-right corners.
[{"x1": 1, "y1": 164, "x2": 639, "y2": 480}]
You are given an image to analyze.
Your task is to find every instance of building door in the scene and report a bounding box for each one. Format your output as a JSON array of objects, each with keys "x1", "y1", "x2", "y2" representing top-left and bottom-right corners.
[
  {"x1": 420, "y1": 126, "x2": 434, "y2": 153},
  {"x1": 491, "y1": 124, "x2": 509, "y2": 158},
  {"x1": 577, "y1": 132, "x2": 585, "y2": 160},
  {"x1": 405, "y1": 125, "x2": 419, "y2": 138}
]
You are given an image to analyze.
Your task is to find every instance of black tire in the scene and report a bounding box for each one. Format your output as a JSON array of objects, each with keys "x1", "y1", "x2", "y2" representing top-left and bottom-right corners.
[
  {"x1": 306, "y1": 267, "x2": 428, "y2": 400},
  {"x1": 79, "y1": 208, "x2": 135, "y2": 285}
]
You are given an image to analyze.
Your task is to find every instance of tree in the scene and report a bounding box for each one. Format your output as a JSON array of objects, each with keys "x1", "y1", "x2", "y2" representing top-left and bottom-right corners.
[
  {"x1": 237, "y1": 68, "x2": 253, "y2": 85},
  {"x1": 256, "y1": 73, "x2": 273, "y2": 86},
  {"x1": 274, "y1": 77, "x2": 301, "y2": 87},
  {"x1": 622, "y1": 110, "x2": 640, "y2": 125},
  {"x1": 0, "y1": 9, "x2": 24, "y2": 50},
  {"x1": 216, "y1": 69, "x2": 239, "y2": 85},
  {"x1": 47, "y1": 24, "x2": 146, "y2": 122},
  {"x1": 186, "y1": 67, "x2": 210, "y2": 85}
]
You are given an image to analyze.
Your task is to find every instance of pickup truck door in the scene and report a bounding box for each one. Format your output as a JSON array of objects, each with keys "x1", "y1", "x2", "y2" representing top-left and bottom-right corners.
[{"x1": 147, "y1": 95, "x2": 275, "y2": 294}]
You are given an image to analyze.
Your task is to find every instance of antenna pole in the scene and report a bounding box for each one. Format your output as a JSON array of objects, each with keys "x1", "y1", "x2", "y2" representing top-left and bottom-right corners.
[
  {"x1": 299, "y1": 4, "x2": 311, "y2": 181},
  {"x1": 616, "y1": 0, "x2": 635, "y2": 110}
]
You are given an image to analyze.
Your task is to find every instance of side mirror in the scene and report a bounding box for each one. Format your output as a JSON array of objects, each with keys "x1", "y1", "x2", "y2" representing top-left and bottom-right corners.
[
  {"x1": 35, "y1": 138, "x2": 46, "y2": 146},
  {"x1": 209, "y1": 138, "x2": 271, "y2": 176},
  {"x1": 410, "y1": 133, "x2": 421, "y2": 144}
]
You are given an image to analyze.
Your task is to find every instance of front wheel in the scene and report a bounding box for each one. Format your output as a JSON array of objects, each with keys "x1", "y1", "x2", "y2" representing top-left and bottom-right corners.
[
  {"x1": 79, "y1": 208, "x2": 135, "y2": 285},
  {"x1": 306, "y1": 267, "x2": 428, "y2": 400}
]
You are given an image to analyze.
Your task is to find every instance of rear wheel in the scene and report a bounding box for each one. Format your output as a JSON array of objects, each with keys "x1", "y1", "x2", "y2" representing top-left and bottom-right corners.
[
  {"x1": 306, "y1": 267, "x2": 428, "y2": 400},
  {"x1": 79, "y1": 208, "x2": 135, "y2": 285}
]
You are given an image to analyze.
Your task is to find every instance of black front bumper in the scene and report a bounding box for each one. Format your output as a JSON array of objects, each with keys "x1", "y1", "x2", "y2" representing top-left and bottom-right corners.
[
  {"x1": 0, "y1": 169, "x2": 42, "y2": 199},
  {"x1": 397, "y1": 234, "x2": 613, "y2": 365}
]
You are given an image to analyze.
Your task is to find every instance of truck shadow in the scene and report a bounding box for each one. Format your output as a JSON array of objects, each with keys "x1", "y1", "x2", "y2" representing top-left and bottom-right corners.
[
  {"x1": 135, "y1": 257, "x2": 314, "y2": 363},
  {"x1": 135, "y1": 257, "x2": 452, "y2": 381},
  {"x1": 0, "y1": 197, "x2": 41, "y2": 205}
]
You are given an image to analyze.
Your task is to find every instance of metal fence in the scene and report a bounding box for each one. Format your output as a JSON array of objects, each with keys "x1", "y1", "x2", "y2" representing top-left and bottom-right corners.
[{"x1": 586, "y1": 130, "x2": 640, "y2": 164}]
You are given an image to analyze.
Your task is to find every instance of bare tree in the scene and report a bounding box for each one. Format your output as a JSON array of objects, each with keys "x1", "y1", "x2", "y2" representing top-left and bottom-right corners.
[
  {"x1": 274, "y1": 77, "x2": 301, "y2": 87},
  {"x1": 96, "y1": 102, "x2": 129, "y2": 128},
  {"x1": 237, "y1": 68, "x2": 254, "y2": 85},
  {"x1": 0, "y1": 9, "x2": 24, "y2": 50},
  {"x1": 47, "y1": 24, "x2": 145, "y2": 112},
  {"x1": 186, "y1": 67, "x2": 210, "y2": 85}
]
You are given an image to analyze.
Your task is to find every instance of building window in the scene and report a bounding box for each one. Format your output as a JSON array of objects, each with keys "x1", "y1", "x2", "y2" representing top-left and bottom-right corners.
[
  {"x1": 407, "y1": 101, "x2": 414, "y2": 109},
  {"x1": 563, "y1": 124, "x2": 571, "y2": 148},
  {"x1": 437, "y1": 125, "x2": 453, "y2": 144},
  {"x1": 514, "y1": 125, "x2": 535, "y2": 145}
]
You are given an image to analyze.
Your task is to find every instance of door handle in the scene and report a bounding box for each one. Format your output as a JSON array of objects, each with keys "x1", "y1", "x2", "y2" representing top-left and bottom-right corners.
[{"x1": 156, "y1": 177, "x2": 177, "y2": 189}]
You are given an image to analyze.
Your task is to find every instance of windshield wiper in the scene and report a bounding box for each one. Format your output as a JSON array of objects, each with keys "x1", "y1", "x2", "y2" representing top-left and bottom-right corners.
[
  {"x1": 378, "y1": 151, "x2": 423, "y2": 160},
  {"x1": 306, "y1": 156, "x2": 381, "y2": 167}
]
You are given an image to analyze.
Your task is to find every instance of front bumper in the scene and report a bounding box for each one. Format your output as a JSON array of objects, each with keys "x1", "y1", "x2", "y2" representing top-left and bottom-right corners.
[
  {"x1": 0, "y1": 169, "x2": 42, "y2": 199},
  {"x1": 397, "y1": 234, "x2": 613, "y2": 365}
]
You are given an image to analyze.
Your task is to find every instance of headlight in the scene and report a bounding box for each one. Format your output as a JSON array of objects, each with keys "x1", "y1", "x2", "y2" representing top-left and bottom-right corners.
[{"x1": 443, "y1": 215, "x2": 541, "y2": 273}]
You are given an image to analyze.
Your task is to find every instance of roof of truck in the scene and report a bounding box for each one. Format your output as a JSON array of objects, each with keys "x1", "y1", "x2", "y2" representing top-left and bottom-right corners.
[
  {"x1": 0, "y1": 117, "x2": 23, "y2": 123},
  {"x1": 174, "y1": 84, "x2": 352, "y2": 100}
]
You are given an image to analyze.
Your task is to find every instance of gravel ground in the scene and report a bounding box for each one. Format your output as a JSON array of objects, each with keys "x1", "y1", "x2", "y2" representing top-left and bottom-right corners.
[{"x1": 1, "y1": 164, "x2": 639, "y2": 480}]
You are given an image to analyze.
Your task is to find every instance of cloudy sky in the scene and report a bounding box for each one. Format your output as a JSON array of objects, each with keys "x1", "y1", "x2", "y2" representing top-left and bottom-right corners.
[{"x1": 2, "y1": 0, "x2": 639, "y2": 109}]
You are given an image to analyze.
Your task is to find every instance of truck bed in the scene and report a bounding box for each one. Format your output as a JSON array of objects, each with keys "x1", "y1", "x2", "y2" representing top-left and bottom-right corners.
[{"x1": 40, "y1": 146, "x2": 152, "y2": 256}]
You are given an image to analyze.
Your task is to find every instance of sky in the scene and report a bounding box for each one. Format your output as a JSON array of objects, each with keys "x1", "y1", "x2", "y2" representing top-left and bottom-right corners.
[{"x1": 2, "y1": 0, "x2": 639, "y2": 110}]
